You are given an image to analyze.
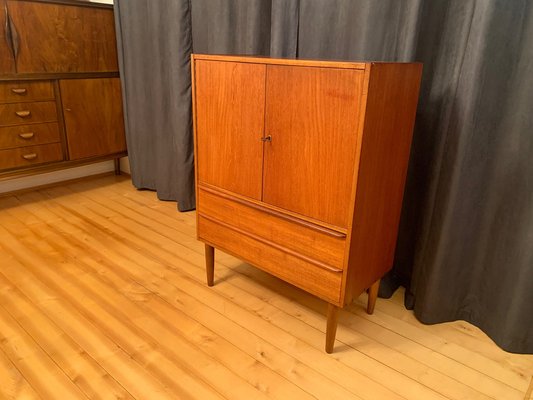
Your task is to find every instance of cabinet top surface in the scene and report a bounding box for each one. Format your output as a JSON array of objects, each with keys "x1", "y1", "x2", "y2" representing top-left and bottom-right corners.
[
  {"x1": 10, "y1": 0, "x2": 113, "y2": 9},
  {"x1": 192, "y1": 54, "x2": 422, "y2": 70}
]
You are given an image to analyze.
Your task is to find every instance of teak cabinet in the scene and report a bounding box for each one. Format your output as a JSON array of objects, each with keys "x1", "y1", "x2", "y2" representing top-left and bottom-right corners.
[
  {"x1": 192, "y1": 54, "x2": 422, "y2": 353},
  {"x1": 0, "y1": 0, "x2": 126, "y2": 178}
]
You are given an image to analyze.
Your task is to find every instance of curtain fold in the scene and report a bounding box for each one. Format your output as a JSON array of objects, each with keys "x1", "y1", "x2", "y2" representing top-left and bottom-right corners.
[
  {"x1": 407, "y1": 0, "x2": 533, "y2": 354},
  {"x1": 296, "y1": 0, "x2": 533, "y2": 354},
  {"x1": 114, "y1": 0, "x2": 195, "y2": 211},
  {"x1": 191, "y1": 0, "x2": 272, "y2": 55},
  {"x1": 190, "y1": 0, "x2": 298, "y2": 57},
  {"x1": 114, "y1": 0, "x2": 533, "y2": 353}
]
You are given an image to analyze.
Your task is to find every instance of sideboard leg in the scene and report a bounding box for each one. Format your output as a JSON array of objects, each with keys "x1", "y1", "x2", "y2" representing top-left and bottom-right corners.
[
  {"x1": 367, "y1": 278, "x2": 380, "y2": 314},
  {"x1": 205, "y1": 244, "x2": 215, "y2": 287},
  {"x1": 325, "y1": 303, "x2": 339, "y2": 353},
  {"x1": 114, "y1": 158, "x2": 121, "y2": 175}
]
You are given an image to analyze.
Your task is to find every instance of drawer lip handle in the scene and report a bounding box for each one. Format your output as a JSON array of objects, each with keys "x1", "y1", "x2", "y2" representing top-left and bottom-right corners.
[
  {"x1": 22, "y1": 153, "x2": 37, "y2": 160},
  {"x1": 15, "y1": 110, "x2": 31, "y2": 118},
  {"x1": 199, "y1": 213, "x2": 344, "y2": 273},
  {"x1": 18, "y1": 132, "x2": 34, "y2": 139},
  {"x1": 199, "y1": 183, "x2": 348, "y2": 238},
  {"x1": 11, "y1": 88, "x2": 27, "y2": 94}
]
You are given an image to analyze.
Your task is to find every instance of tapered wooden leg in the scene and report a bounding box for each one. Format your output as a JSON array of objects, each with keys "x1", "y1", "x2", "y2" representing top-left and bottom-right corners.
[
  {"x1": 325, "y1": 303, "x2": 339, "y2": 354},
  {"x1": 205, "y1": 244, "x2": 214, "y2": 287},
  {"x1": 367, "y1": 279, "x2": 380, "y2": 314}
]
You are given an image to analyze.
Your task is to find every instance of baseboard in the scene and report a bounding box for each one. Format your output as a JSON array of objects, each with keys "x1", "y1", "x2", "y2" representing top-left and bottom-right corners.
[{"x1": 0, "y1": 160, "x2": 118, "y2": 196}]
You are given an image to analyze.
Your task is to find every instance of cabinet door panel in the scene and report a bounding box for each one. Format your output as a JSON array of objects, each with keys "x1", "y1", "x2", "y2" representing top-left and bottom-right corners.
[
  {"x1": 195, "y1": 60, "x2": 266, "y2": 200},
  {"x1": 263, "y1": 66, "x2": 363, "y2": 228},
  {"x1": 6, "y1": 1, "x2": 118, "y2": 73},
  {"x1": 0, "y1": 0, "x2": 15, "y2": 74},
  {"x1": 60, "y1": 78, "x2": 126, "y2": 160}
]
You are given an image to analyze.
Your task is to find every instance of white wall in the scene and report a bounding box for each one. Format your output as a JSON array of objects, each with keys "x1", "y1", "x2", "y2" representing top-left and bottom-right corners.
[{"x1": 120, "y1": 156, "x2": 131, "y2": 174}]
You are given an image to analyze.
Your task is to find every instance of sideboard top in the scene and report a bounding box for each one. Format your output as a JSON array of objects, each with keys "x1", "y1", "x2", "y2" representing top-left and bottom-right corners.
[
  {"x1": 12, "y1": 0, "x2": 113, "y2": 9},
  {"x1": 192, "y1": 54, "x2": 422, "y2": 70}
]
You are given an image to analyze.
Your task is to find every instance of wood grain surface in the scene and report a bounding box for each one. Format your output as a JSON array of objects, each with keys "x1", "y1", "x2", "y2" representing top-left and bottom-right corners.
[
  {"x1": 198, "y1": 215, "x2": 344, "y2": 304},
  {"x1": 6, "y1": 0, "x2": 118, "y2": 73},
  {"x1": 343, "y1": 63, "x2": 423, "y2": 304},
  {"x1": 194, "y1": 60, "x2": 266, "y2": 200},
  {"x1": 0, "y1": 101, "x2": 57, "y2": 126},
  {"x1": 0, "y1": 122, "x2": 60, "y2": 150},
  {"x1": 198, "y1": 186, "x2": 346, "y2": 271},
  {"x1": 325, "y1": 303, "x2": 339, "y2": 353},
  {"x1": 262, "y1": 65, "x2": 363, "y2": 228},
  {"x1": 0, "y1": 175, "x2": 531, "y2": 400},
  {"x1": 0, "y1": 80, "x2": 54, "y2": 103},
  {"x1": 60, "y1": 78, "x2": 126, "y2": 160},
  {"x1": 192, "y1": 57, "x2": 423, "y2": 351},
  {"x1": 193, "y1": 54, "x2": 366, "y2": 70},
  {"x1": 0, "y1": 0, "x2": 15, "y2": 74},
  {"x1": 0, "y1": 142, "x2": 63, "y2": 169}
]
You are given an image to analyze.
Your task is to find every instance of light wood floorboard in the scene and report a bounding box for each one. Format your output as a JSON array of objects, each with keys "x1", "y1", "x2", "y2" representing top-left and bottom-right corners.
[{"x1": 0, "y1": 175, "x2": 532, "y2": 400}]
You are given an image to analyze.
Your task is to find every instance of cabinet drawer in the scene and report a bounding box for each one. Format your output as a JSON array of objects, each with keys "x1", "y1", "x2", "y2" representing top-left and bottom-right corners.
[
  {"x1": 198, "y1": 215, "x2": 343, "y2": 304},
  {"x1": 0, "y1": 81, "x2": 55, "y2": 103},
  {"x1": 0, "y1": 101, "x2": 58, "y2": 127},
  {"x1": 0, "y1": 123, "x2": 61, "y2": 150},
  {"x1": 198, "y1": 186, "x2": 346, "y2": 271},
  {"x1": 0, "y1": 143, "x2": 63, "y2": 170}
]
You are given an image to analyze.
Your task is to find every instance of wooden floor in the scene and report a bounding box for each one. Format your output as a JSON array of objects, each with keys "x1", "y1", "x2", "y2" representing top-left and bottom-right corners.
[{"x1": 0, "y1": 175, "x2": 532, "y2": 400}]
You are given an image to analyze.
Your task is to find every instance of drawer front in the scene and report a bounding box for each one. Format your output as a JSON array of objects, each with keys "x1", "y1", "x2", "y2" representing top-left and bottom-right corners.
[
  {"x1": 198, "y1": 215, "x2": 343, "y2": 304},
  {"x1": 0, "y1": 123, "x2": 61, "y2": 150},
  {"x1": 0, "y1": 81, "x2": 55, "y2": 103},
  {"x1": 198, "y1": 186, "x2": 346, "y2": 271},
  {"x1": 0, "y1": 143, "x2": 63, "y2": 170},
  {"x1": 0, "y1": 101, "x2": 58, "y2": 127}
]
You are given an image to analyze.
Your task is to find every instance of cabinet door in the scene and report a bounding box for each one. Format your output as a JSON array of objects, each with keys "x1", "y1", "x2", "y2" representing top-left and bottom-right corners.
[
  {"x1": 6, "y1": 1, "x2": 118, "y2": 73},
  {"x1": 195, "y1": 60, "x2": 266, "y2": 200},
  {"x1": 0, "y1": 0, "x2": 15, "y2": 74},
  {"x1": 263, "y1": 66, "x2": 363, "y2": 228},
  {"x1": 60, "y1": 78, "x2": 126, "y2": 160}
]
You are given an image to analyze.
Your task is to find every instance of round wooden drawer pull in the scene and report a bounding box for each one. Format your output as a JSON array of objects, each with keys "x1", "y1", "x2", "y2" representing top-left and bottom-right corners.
[
  {"x1": 18, "y1": 132, "x2": 35, "y2": 139},
  {"x1": 11, "y1": 88, "x2": 27, "y2": 94},
  {"x1": 16, "y1": 110, "x2": 31, "y2": 118},
  {"x1": 22, "y1": 153, "x2": 38, "y2": 160}
]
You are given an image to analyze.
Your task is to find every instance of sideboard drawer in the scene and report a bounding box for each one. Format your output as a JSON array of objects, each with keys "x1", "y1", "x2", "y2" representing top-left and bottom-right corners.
[
  {"x1": 198, "y1": 185, "x2": 347, "y2": 271},
  {"x1": 0, "y1": 143, "x2": 63, "y2": 170},
  {"x1": 0, "y1": 101, "x2": 58, "y2": 127},
  {"x1": 0, "y1": 122, "x2": 61, "y2": 150},
  {"x1": 0, "y1": 81, "x2": 55, "y2": 103},
  {"x1": 198, "y1": 214, "x2": 343, "y2": 304}
]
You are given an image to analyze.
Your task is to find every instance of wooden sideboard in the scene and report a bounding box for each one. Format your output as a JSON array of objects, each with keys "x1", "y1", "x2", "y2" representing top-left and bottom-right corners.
[
  {"x1": 192, "y1": 54, "x2": 422, "y2": 353},
  {"x1": 0, "y1": 0, "x2": 126, "y2": 178}
]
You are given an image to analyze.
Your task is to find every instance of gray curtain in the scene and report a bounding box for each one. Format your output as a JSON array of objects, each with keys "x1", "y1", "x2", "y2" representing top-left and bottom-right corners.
[
  {"x1": 405, "y1": 0, "x2": 533, "y2": 354},
  {"x1": 114, "y1": 0, "x2": 533, "y2": 353},
  {"x1": 190, "y1": 0, "x2": 298, "y2": 57},
  {"x1": 114, "y1": 0, "x2": 195, "y2": 211}
]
